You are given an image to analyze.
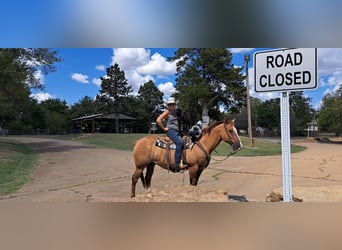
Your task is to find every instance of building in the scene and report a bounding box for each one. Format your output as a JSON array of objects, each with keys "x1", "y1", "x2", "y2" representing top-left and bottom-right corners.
[
  {"x1": 71, "y1": 113, "x2": 136, "y2": 133},
  {"x1": 305, "y1": 121, "x2": 318, "y2": 138}
]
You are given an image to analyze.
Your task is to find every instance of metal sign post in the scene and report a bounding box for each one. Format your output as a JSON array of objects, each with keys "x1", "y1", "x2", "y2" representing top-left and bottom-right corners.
[
  {"x1": 280, "y1": 92, "x2": 292, "y2": 202},
  {"x1": 254, "y1": 48, "x2": 317, "y2": 202}
]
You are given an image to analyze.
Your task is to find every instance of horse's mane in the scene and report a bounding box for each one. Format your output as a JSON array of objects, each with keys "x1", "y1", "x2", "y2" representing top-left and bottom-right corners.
[
  {"x1": 201, "y1": 118, "x2": 232, "y2": 136},
  {"x1": 201, "y1": 121, "x2": 224, "y2": 136}
]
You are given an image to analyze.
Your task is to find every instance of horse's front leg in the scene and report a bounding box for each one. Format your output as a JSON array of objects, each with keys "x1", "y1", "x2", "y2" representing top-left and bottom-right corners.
[{"x1": 188, "y1": 165, "x2": 199, "y2": 185}]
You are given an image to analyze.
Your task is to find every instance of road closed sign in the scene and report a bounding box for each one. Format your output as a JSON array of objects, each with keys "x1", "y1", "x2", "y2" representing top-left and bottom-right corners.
[{"x1": 254, "y1": 48, "x2": 317, "y2": 93}]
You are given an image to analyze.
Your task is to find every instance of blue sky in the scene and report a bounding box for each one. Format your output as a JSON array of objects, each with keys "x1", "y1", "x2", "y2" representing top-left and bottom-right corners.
[{"x1": 30, "y1": 48, "x2": 342, "y2": 110}]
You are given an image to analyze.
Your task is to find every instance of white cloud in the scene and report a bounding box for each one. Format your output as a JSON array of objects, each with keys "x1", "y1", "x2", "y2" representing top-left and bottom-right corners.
[
  {"x1": 112, "y1": 48, "x2": 150, "y2": 70},
  {"x1": 30, "y1": 92, "x2": 54, "y2": 103},
  {"x1": 318, "y1": 71, "x2": 342, "y2": 95},
  {"x1": 110, "y1": 48, "x2": 178, "y2": 94},
  {"x1": 318, "y1": 48, "x2": 342, "y2": 76},
  {"x1": 157, "y1": 82, "x2": 175, "y2": 99},
  {"x1": 95, "y1": 64, "x2": 105, "y2": 71},
  {"x1": 125, "y1": 70, "x2": 154, "y2": 94},
  {"x1": 92, "y1": 78, "x2": 101, "y2": 87},
  {"x1": 34, "y1": 70, "x2": 45, "y2": 86},
  {"x1": 230, "y1": 48, "x2": 255, "y2": 53},
  {"x1": 137, "y1": 52, "x2": 177, "y2": 75},
  {"x1": 71, "y1": 73, "x2": 89, "y2": 84}
]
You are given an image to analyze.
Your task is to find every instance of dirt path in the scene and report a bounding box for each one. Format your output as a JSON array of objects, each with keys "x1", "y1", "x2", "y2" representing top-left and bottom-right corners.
[{"x1": 2, "y1": 136, "x2": 342, "y2": 202}]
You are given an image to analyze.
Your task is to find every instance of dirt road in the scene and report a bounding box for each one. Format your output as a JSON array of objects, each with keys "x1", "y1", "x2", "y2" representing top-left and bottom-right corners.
[{"x1": 2, "y1": 136, "x2": 342, "y2": 202}]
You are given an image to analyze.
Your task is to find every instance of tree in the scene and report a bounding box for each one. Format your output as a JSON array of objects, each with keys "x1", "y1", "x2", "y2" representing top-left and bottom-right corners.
[
  {"x1": 70, "y1": 96, "x2": 99, "y2": 119},
  {"x1": 137, "y1": 80, "x2": 164, "y2": 133},
  {"x1": 96, "y1": 63, "x2": 133, "y2": 133},
  {"x1": 257, "y1": 98, "x2": 281, "y2": 133},
  {"x1": 0, "y1": 48, "x2": 61, "y2": 128},
  {"x1": 235, "y1": 97, "x2": 263, "y2": 132},
  {"x1": 169, "y1": 48, "x2": 245, "y2": 125},
  {"x1": 318, "y1": 87, "x2": 342, "y2": 136},
  {"x1": 289, "y1": 92, "x2": 314, "y2": 135},
  {"x1": 40, "y1": 99, "x2": 70, "y2": 134},
  {"x1": 0, "y1": 49, "x2": 30, "y2": 123}
]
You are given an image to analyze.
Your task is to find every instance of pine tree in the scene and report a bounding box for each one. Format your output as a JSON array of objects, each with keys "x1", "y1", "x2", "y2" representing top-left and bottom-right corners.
[
  {"x1": 169, "y1": 48, "x2": 245, "y2": 125},
  {"x1": 97, "y1": 63, "x2": 132, "y2": 133}
]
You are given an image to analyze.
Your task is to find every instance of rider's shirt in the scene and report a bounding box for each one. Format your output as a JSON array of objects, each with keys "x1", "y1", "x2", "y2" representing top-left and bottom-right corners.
[{"x1": 166, "y1": 109, "x2": 179, "y2": 131}]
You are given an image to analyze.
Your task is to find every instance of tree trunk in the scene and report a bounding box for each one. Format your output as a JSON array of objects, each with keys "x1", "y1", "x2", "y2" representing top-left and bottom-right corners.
[
  {"x1": 115, "y1": 111, "x2": 119, "y2": 133},
  {"x1": 202, "y1": 102, "x2": 209, "y2": 128}
]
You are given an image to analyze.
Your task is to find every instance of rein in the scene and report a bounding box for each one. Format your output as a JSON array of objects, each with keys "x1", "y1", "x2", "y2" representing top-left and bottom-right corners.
[
  {"x1": 210, "y1": 149, "x2": 237, "y2": 161},
  {"x1": 195, "y1": 141, "x2": 237, "y2": 163}
]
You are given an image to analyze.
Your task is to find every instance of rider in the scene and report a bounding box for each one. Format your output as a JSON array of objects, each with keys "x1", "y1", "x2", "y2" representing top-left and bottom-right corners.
[{"x1": 156, "y1": 97, "x2": 185, "y2": 172}]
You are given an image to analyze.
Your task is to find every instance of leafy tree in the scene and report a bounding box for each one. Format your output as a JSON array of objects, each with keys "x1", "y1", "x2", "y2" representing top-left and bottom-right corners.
[
  {"x1": 318, "y1": 87, "x2": 342, "y2": 136},
  {"x1": 0, "y1": 49, "x2": 31, "y2": 123},
  {"x1": 70, "y1": 96, "x2": 99, "y2": 118},
  {"x1": 169, "y1": 48, "x2": 245, "y2": 125},
  {"x1": 0, "y1": 48, "x2": 61, "y2": 128},
  {"x1": 289, "y1": 92, "x2": 314, "y2": 135},
  {"x1": 96, "y1": 63, "x2": 133, "y2": 133},
  {"x1": 118, "y1": 96, "x2": 141, "y2": 132},
  {"x1": 136, "y1": 80, "x2": 164, "y2": 133},
  {"x1": 40, "y1": 99, "x2": 70, "y2": 134},
  {"x1": 257, "y1": 98, "x2": 281, "y2": 133},
  {"x1": 235, "y1": 97, "x2": 263, "y2": 132}
]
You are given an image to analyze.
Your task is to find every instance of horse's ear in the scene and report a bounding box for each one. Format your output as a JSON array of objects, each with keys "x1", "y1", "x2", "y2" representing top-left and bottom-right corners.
[{"x1": 224, "y1": 117, "x2": 235, "y2": 124}]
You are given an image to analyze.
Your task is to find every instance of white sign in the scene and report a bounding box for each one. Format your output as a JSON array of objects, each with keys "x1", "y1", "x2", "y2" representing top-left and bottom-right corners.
[{"x1": 254, "y1": 48, "x2": 317, "y2": 93}]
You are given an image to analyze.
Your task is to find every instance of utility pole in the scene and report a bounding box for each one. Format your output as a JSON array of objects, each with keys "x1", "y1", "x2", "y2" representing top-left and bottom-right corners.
[{"x1": 244, "y1": 54, "x2": 253, "y2": 147}]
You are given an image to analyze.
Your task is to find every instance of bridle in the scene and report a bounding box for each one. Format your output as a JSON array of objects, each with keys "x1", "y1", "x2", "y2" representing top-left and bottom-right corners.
[
  {"x1": 195, "y1": 120, "x2": 241, "y2": 163},
  {"x1": 223, "y1": 120, "x2": 236, "y2": 146}
]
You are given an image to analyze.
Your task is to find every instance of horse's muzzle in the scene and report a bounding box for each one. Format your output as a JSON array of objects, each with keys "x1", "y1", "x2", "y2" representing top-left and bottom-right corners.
[{"x1": 232, "y1": 143, "x2": 242, "y2": 151}]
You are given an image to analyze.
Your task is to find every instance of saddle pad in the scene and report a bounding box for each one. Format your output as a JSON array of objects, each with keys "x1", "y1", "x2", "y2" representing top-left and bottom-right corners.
[
  {"x1": 155, "y1": 136, "x2": 193, "y2": 150},
  {"x1": 155, "y1": 137, "x2": 176, "y2": 150}
]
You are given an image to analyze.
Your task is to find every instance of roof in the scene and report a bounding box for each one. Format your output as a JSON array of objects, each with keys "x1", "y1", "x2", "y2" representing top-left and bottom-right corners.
[{"x1": 71, "y1": 113, "x2": 136, "y2": 121}]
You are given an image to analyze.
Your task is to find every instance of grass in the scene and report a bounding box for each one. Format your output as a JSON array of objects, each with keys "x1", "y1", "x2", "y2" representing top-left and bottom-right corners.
[
  {"x1": 49, "y1": 133, "x2": 307, "y2": 156},
  {"x1": 0, "y1": 138, "x2": 39, "y2": 195},
  {"x1": 213, "y1": 137, "x2": 306, "y2": 157},
  {"x1": 49, "y1": 133, "x2": 147, "y2": 151}
]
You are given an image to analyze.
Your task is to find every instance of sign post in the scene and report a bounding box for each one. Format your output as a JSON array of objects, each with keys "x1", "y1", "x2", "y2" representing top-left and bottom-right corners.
[
  {"x1": 280, "y1": 91, "x2": 292, "y2": 201},
  {"x1": 254, "y1": 48, "x2": 317, "y2": 202}
]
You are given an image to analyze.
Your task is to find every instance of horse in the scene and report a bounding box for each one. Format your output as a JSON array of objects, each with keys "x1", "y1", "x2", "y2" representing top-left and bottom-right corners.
[{"x1": 131, "y1": 118, "x2": 242, "y2": 198}]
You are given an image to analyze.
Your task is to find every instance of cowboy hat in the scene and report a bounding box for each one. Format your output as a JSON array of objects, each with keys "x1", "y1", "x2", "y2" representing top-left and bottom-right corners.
[{"x1": 167, "y1": 97, "x2": 176, "y2": 104}]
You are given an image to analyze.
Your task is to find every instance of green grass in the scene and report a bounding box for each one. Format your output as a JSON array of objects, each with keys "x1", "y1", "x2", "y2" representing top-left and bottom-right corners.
[
  {"x1": 50, "y1": 133, "x2": 147, "y2": 151},
  {"x1": 0, "y1": 139, "x2": 39, "y2": 195},
  {"x1": 50, "y1": 133, "x2": 307, "y2": 156},
  {"x1": 213, "y1": 136, "x2": 306, "y2": 157}
]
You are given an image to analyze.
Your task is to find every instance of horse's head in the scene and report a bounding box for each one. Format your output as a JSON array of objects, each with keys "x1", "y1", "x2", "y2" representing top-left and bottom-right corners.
[{"x1": 222, "y1": 118, "x2": 243, "y2": 152}]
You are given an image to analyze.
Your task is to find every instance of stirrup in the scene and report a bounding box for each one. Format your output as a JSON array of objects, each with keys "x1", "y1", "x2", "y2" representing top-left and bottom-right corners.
[{"x1": 179, "y1": 161, "x2": 188, "y2": 170}]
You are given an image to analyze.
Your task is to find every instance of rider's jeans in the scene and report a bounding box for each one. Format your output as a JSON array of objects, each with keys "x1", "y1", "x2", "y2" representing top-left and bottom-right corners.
[{"x1": 166, "y1": 129, "x2": 183, "y2": 167}]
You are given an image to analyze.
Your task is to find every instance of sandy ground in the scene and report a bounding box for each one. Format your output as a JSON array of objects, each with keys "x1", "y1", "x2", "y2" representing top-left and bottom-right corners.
[{"x1": 1, "y1": 136, "x2": 342, "y2": 202}]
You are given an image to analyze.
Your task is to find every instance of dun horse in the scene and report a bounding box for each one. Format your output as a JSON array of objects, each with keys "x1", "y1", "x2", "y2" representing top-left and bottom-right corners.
[{"x1": 131, "y1": 118, "x2": 242, "y2": 197}]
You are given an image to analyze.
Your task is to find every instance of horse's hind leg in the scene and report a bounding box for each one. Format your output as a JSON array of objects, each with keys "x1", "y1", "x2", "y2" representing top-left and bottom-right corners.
[
  {"x1": 131, "y1": 167, "x2": 144, "y2": 198},
  {"x1": 140, "y1": 173, "x2": 146, "y2": 188},
  {"x1": 144, "y1": 163, "x2": 155, "y2": 189}
]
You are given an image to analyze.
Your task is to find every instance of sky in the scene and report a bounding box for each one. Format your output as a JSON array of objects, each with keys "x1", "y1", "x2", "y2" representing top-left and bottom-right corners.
[{"x1": 30, "y1": 48, "x2": 342, "y2": 110}]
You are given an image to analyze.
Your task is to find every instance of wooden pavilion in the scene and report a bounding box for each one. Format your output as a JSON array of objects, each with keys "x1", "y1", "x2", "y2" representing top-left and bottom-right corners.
[{"x1": 71, "y1": 113, "x2": 136, "y2": 133}]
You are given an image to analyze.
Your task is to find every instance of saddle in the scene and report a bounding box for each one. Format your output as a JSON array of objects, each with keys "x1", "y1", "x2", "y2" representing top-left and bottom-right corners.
[
  {"x1": 155, "y1": 136, "x2": 192, "y2": 150},
  {"x1": 154, "y1": 136, "x2": 192, "y2": 172}
]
